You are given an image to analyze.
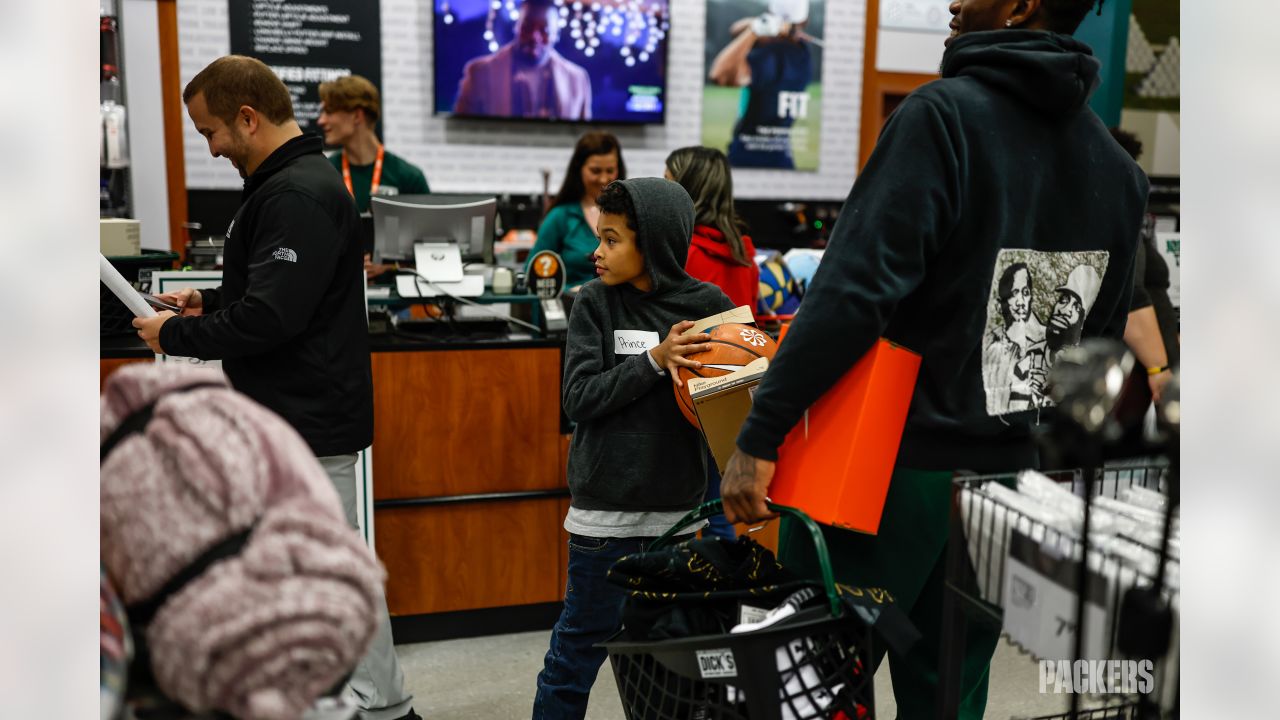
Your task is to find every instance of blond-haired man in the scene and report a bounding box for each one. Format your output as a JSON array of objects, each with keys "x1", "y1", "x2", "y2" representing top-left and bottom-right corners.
[{"x1": 318, "y1": 74, "x2": 429, "y2": 215}]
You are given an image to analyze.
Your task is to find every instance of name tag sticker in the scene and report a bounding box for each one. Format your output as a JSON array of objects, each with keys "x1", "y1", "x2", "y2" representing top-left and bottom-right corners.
[{"x1": 614, "y1": 330, "x2": 660, "y2": 355}]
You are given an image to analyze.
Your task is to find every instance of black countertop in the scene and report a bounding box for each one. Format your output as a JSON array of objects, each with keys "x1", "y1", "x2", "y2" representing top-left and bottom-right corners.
[
  {"x1": 369, "y1": 331, "x2": 562, "y2": 353},
  {"x1": 101, "y1": 331, "x2": 562, "y2": 359},
  {"x1": 101, "y1": 334, "x2": 155, "y2": 359}
]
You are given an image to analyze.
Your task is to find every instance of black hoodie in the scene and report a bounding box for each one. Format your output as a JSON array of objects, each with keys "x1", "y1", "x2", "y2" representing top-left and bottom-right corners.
[
  {"x1": 563, "y1": 178, "x2": 734, "y2": 512},
  {"x1": 737, "y1": 31, "x2": 1149, "y2": 473}
]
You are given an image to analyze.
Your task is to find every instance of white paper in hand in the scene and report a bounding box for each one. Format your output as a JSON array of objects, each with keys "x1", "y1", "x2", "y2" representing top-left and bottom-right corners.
[{"x1": 100, "y1": 253, "x2": 155, "y2": 318}]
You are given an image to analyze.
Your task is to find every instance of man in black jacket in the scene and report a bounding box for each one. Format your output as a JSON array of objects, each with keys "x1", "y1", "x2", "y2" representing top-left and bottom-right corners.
[
  {"x1": 132, "y1": 55, "x2": 418, "y2": 720},
  {"x1": 720, "y1": 1, "x2": 1147, "y2": 718}
]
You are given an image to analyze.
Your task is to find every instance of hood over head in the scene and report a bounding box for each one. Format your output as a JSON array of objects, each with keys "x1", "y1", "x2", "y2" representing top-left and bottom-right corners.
[
  {"x1": 617, "y1": 177, "x2": 698, "y2": 296},
  {"x1": 942, "y1": 30, "x2": 1100, "y2": 117}
]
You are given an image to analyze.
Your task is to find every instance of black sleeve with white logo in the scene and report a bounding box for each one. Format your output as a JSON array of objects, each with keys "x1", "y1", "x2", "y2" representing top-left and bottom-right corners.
[{"x1": 160, "y1": 192, "x2": 344, "y2": 360}]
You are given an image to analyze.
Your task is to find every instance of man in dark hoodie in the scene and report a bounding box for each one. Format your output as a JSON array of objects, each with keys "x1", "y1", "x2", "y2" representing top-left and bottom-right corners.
[
  {"x1": 532, "y1": 178, "x2": 734, "y2": 719},
  {"x1": 720, "y1": 1, "x2": 1148, "y2": 718}
]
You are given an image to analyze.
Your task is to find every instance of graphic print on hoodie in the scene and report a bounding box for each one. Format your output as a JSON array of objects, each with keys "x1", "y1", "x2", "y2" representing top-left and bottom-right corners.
[
  {"x1": 982, "y1": 249, "x2": 1109, "y2": 415},
  {"x1": 736, "y1": 30, "x2": 1149, "y2": 473},
  {"x1": 562, "y1": 178, "x2": 735, "y2": 512}
]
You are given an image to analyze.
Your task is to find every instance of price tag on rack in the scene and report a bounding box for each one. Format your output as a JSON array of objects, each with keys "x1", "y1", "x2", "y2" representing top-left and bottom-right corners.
[{"x1": 1002, "y1": 530, "x2": 1110, "y2": 661}]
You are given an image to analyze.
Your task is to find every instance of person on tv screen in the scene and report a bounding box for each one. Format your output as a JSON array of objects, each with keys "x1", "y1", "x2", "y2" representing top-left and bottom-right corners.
[
  {"x1": 709, "y1": 0, "x2": 814, "y2": 169},
  {"x1": 453, "y1": 0, "x2": 592, "y2": 120}
]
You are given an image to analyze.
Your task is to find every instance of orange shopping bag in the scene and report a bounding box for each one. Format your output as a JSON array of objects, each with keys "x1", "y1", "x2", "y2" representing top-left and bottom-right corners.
[{"x1": 769, "y1": 339, "x2": 921, "y2": 534}]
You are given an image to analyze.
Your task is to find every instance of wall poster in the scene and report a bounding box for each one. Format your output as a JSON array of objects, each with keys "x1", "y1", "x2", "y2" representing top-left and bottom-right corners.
[
  {"x1": 702, "y1": 0, "x2": 827, "y2": 171},
  {"x1": 228, "y1": 0, "x2": 382, "y2": 135}
]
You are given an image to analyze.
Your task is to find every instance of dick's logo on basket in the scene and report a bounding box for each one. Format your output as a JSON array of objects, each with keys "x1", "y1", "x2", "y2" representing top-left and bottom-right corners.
[{"x1": 695, "y1": 649, "x2": 737, "y2": 679}]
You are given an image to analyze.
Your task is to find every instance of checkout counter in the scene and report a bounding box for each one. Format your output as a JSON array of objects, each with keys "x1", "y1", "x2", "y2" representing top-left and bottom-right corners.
[{"x1": 101, "y1": 281, "x2": 575, "y2": 642}]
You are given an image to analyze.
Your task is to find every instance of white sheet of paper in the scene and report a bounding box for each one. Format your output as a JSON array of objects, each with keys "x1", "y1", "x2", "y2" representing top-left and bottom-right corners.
[{"x1": 99, "y1": 253, "x2": 155, "y2": 318}]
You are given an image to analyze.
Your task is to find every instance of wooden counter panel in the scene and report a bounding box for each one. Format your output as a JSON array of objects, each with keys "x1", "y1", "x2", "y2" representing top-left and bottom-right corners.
[
  {"x1": 101, "y1": 357, "x2": 153, "y2": 391},
  {"x1": 371, "y1": 348, "x2": 562, "y2": 499},
  {"x1": 378, "y1": 498, "x2": 567, "y2": 616}
]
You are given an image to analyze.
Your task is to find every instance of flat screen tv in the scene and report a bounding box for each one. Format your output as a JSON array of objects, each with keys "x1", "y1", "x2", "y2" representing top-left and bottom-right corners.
[{"x1": 434, "y1": 0, "x2": 670, "y2": 124}]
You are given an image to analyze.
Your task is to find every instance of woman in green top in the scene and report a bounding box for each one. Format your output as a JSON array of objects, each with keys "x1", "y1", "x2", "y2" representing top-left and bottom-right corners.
[{"x1": 530, "y1": 132, "x2": 626, "y2": 288}]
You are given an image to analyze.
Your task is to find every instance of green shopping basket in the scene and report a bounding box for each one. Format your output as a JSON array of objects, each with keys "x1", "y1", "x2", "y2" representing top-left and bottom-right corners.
[{"x1": 601, "y1": 500, "x2": 875, "y2": 720}]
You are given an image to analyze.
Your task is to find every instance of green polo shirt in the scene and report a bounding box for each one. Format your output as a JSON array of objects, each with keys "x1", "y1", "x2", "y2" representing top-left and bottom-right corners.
[
  {"x1": 529, "y1": 203, "x2": 601, "y2": 289},
  {"x1": 328, "y1": 148, "x2": 430, "y2": 215}
]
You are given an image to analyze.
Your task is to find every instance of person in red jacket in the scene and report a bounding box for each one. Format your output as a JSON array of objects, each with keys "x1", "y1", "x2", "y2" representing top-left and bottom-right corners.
[
  {"x1": 664, "y1": 146, "x2": 760, "y2": 314},
  {"x1": 664, "y1": 145, "x2": 760, "y2": 539}
]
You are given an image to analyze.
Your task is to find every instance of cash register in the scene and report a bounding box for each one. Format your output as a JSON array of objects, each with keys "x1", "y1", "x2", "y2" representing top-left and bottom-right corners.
[
  {"x1": 369, "y1": 194, "x2": 554, "y2": 338},
  {"x1": 371, "y1": 193, "x2": 497, "y2": 298}
]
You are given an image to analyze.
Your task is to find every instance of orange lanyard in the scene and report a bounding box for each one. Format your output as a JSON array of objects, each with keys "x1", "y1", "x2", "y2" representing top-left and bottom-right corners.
[{"x1": 342, "y1": 144, "x2": 384, "y2": 198}]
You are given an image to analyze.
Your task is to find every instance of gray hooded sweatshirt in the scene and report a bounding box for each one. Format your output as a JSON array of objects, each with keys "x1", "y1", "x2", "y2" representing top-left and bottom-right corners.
[{"x1": 563, "y1": 178, "x2": 735, "y2": 512}]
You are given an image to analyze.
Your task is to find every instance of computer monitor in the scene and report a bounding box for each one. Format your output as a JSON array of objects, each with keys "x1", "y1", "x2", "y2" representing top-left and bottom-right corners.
[{"x1": 371, "y1": 194, "x2": 497, "y2": 264}]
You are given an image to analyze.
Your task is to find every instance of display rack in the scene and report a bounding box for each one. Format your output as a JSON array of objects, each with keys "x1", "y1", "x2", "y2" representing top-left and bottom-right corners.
[
  {"x1": 938, "y1": 462, "x2": 1179, "y2": 720},
  {"x1": 101, "y1": 0, "x2": 131, "y2": 218}
]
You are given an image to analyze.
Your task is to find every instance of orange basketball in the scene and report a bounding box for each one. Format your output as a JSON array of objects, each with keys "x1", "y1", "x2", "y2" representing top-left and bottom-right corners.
[{"x1": 673, "y1": 323, "x2": 778, "y2": 429}]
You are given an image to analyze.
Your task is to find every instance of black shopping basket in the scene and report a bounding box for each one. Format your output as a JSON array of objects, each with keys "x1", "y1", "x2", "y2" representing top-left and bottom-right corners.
[{"x1": 602, "y1": 501, "x2": 875, "y2": 720}]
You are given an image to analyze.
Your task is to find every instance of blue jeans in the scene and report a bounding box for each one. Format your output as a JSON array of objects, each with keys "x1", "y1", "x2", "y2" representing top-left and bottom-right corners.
[
  {"x1": 532, "y1": 533, "x2": 690, "y2": 720},
  {"x1": 703, "y1": 448, "x2": 736, "y2": 541}
]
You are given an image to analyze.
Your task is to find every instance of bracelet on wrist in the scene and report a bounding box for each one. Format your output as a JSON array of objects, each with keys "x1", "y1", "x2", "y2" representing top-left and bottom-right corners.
[{"x1": 1147, "y1": 365, "x2": 1169, "y2": 376}]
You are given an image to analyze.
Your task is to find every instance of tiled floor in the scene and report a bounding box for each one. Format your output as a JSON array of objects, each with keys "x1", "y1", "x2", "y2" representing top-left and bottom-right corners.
[{"x1": 396, "y1": 629, "x2": 1094, "y2": 719}]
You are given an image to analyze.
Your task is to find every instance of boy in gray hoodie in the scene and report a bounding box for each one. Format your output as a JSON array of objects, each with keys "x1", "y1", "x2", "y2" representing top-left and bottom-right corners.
[{"x1": 532, "y1": 178, "x2": 734, "y2": 719}]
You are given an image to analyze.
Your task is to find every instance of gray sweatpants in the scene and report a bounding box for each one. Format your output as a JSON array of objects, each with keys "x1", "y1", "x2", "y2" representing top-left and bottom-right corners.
[{"x1": 318, "y1": 453, "x2": 414, "y2": 720}]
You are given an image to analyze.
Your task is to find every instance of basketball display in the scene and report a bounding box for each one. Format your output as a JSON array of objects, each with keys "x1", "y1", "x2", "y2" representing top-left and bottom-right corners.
[
  {"x1": 756, "y1": 252, "x2": 803, "y2": 316},
  {"x1": 673, "y1": 323, "x2": 778, "y2": 428},
  {"x1": 782, "y1": 248, "x2": 824, "y2": 292}
]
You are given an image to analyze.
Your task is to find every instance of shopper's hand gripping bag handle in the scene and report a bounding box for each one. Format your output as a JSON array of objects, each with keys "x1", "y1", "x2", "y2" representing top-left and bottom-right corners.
[{"x1": 647, "y1": 500, "x2": 843, "y2": 618}]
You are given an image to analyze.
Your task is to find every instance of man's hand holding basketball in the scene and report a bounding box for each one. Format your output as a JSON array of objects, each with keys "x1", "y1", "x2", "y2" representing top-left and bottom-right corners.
[
  {"x1": 650, "y1": 320, "x2": 711, "y2": 387},
  {"x1": 721, "y1": 449, "x2": 778, "y2": 524}
]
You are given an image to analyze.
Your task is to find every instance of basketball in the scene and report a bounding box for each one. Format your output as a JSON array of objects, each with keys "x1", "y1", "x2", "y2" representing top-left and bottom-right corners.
[
  {"x1": 756, "y1": 252, "x2": 802, "y2": 316},
  {"x1": 673, "y1": 323, "x2": 778, "y2": 429},
  {"x1": 782, "y1": 249, "x2": 823, "y2": 292}
]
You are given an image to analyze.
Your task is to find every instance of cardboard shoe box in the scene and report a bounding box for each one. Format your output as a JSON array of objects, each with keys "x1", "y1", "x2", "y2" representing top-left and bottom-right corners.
[
  {"x1": 680, "y1": 304, "x2": 769, "y2": 472},
  {"x1": 100, "y1": 218, "x2": 141, "y2": 256},
  {"x1": 689, "y1": 356, "x2": 771, "y2": 473}
]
